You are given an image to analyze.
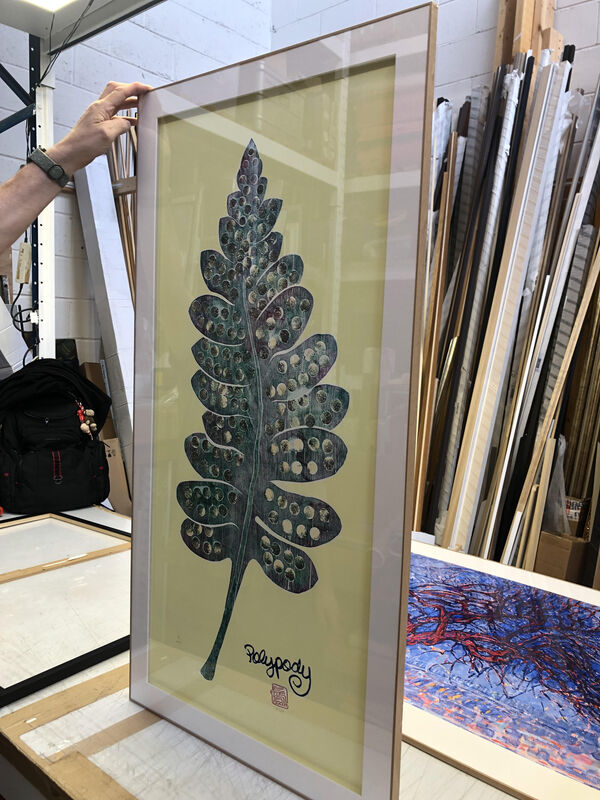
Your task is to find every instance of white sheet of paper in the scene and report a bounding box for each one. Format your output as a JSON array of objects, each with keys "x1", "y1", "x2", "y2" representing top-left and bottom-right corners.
[
  {"x1": 0, "y1": 550, "x2": 130, "y2": 686},
  {"x1": 63, "y1": 506, "x2": 132, "y2": 534},
  {"x1": 0, "y1": 517, "x2": 123, "y2": 574}
]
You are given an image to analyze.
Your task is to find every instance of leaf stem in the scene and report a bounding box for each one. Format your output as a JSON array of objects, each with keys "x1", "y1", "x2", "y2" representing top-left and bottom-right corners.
[
  {"x1": 201, "y1": 564, "x2": 243, "y2": 680},
  {"x1": 201, "y1": 270, "x2": 264, "y2": 680},
  {"x1": 233, "y1": 292, "x2": 264, "y2": 586}
]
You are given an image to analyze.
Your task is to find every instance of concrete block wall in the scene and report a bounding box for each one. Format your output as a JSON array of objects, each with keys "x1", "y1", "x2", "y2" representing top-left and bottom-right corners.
[
  {"x1": 272, "y1": 0, "x2": 600, "y2": 109},
  {"x1": 556, "y1": 0, "x2": 600, "y2": 94},
  {"x1": 0, "y1": 0, "x2": 270, "y2": 364}
]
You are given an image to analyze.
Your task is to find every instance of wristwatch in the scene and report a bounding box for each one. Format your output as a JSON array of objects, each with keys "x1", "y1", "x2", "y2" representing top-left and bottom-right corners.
[{"x1": 27, "y1": 147, "x2": 70, "y2": 188}]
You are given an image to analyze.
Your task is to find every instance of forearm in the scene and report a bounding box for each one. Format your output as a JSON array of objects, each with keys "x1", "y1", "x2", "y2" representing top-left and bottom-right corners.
[
  {"x1": 0, "y1": 150, "x2": 66, "y2": 252},
  {"x1": 0, "y1": 82, "x2": 150, "y2": 253}
]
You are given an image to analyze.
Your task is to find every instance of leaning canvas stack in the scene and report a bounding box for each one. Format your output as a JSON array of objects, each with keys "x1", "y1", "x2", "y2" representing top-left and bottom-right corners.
[{"x1": 415, "y1": 47, "x2": 600, "y2": 579}]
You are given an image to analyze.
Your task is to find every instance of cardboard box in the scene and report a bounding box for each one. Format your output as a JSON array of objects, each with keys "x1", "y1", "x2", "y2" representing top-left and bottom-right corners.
[
  {"x1": 534, "y1": 531, "x2": 588, "y2": 583},
  {"x1": 80, "y1": 361, "x2": 117, "y2": 439},
  {"x1": 565, "y1": 496, "x2": 590, "y2": 537},
  {"x1": 104, "y1": 437, "x2": 131, "y2": 516}
]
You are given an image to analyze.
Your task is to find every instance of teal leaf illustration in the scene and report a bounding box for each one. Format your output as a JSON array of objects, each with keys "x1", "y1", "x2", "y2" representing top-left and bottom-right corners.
[
  {"x1": 177, "y1": 480, "x2": 243, "y2": 526},
  {"x1": 181, "y1": 518, "x2": 239, "y2": 561},
  {"x1": 184, "y1": 433, "x2": 249, "y2": 485},
  {"x1": 202, "y1": 412, "x2": 255, "y2": 452},
  {"x1": 190, "y1": 295, "x2": 246, "y2": 345},
  {"x1": 249, "y1": 524, "x2": 318, "y2": 593},
  {"x1": 265, "y1": 428, "x2": 347, "y2": 482},
  {"x1": 253, "y1": 485, "x2": 341, "y2": 547},
  {"x1": 192, "y1": 338, "x2": 255, "y2": 385},
  {"x1": 190, "y1": 371, "x2": 250, "y2": 416},
  {"x1": 263, "y1": 333, "x2": 337, "y2": 402},
  {"x1": 177, "y1": 140, "x2": 349, "y2": 681},
  {"x1": 264, "y1": 384, "x2": 349, "y2": 433}
]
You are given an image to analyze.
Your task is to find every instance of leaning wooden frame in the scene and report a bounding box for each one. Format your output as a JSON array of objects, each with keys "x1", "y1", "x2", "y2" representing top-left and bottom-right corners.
[{"x1": 131, "y1": 7, "x2": 435, "y2": 799}]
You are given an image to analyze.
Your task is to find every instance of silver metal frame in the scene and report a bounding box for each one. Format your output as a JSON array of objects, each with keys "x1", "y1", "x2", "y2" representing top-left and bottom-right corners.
[{"x1": 131, "y1": 7, "x2": 435, "y2": 798}]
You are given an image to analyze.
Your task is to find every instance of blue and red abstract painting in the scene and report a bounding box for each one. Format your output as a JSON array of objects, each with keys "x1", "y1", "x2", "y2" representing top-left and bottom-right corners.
[{"x1": 405, "y1": 553, "x2": 600, "y2": 789}]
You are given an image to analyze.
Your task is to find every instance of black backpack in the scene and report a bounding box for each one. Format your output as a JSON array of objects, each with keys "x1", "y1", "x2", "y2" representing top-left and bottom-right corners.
[{"x1": 0, "y1": 359, "x2": 111, "y2": 515}]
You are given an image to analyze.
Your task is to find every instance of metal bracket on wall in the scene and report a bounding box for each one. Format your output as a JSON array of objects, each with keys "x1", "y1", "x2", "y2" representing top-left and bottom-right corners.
[{"x1": 0, "y1": 62, "x2": 35, "y2": 135}]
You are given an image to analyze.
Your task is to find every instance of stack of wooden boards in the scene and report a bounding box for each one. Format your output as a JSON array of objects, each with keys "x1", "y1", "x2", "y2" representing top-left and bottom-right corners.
[
  {"x1": 495, "y1": 0, "x2": 564, "y2": 71},
  {"x1": 414, "y1": 46, "x2": 600, "y2": 583}
]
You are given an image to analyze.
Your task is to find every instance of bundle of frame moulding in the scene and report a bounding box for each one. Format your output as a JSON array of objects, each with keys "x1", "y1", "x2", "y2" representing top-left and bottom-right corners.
[
  {"x1": 107, "y1": 123, "x2": 137, "y2": 303},
  {"x1": 415, "y1": 48, "x2": 600, "y2": 573}
]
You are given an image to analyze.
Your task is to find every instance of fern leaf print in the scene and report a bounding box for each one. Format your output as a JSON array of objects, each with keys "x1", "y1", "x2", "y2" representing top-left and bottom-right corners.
[{"x1": 177, "y1": 140, "x2": 349, "y2": 681}]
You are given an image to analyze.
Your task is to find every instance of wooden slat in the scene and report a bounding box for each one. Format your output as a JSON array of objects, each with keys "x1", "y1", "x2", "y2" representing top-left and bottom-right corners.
[
  {"x1": 495, "y1": 0, "x2": 518, "y2": 68},
  {"x1": 415, "y1": 134, "x2": 457, "y2": 529},
  {"x1": 538, "y1": 226, "x2": 595, "y2": 440},
  {"x1": 573, "y1": 347, "x2": 600, "y2": 494},
  {"x1": 515, "y1": 483, "x2": 538, "y2": 567},
  {"x1": 565, "y1": 284, "x2": 600, "y2": 487},
  {"x1": 48, "y1": 710, "x2": 157, "y2": 762},
  {"x1": 391, "y1": 5, "x2": 438, "y2": 797},
  {"x1": 542, "y1": 27, "x2": 564, "y2": 61},
  {"x1": 0, "y1": 513, "x2": 130, "y2": 541},
  {"x1": 112, "y1": 176, "x2": 137, "y2": 196},
  {"x1": 513, "y1": 0, "x2": 536, "y2": 55},
  {"x1": 532, "y1": 0, "x2": 554, "y2": 60},
  {"x1": 50, "y1": 754, "x2": 137, "y2": 800},
  {"x1": 538, "y1": 118, "x2": 576, "y2": 284},
  {"x1": 591, "y1": 443, "x2": 600, "y2": 589},
  {"x1": 0, "y1": 542, "x2": 130, "y2": 585},
  {"x1": 0, "y1": 665, "x2": 130, "y2": 737},
  {"x1": 523, "y1": 437, "x2": 556, "y2": 571}
]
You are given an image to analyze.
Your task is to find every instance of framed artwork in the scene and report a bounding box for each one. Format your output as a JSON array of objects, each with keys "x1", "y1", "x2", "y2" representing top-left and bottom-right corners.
[
  {"x1": 131, "y1": 6, "x2": 436, "y2": 799},
  {"x1": 0, "y1": 512, "x2": 131, "y2": 707},
  {"x1": 404, "y1": 541, "x2": 600, "y2": 800}
]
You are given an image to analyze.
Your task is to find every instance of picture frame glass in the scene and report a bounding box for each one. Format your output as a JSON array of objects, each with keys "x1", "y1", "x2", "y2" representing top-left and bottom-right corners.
[{"x1": 132, "y1": 8, "x2": 434, "y2": 798}]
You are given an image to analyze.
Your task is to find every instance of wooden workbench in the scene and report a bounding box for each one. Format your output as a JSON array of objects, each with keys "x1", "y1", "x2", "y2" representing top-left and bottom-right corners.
[{"x1": 0, "y1": 650, "x2": 512, "y2": 800}]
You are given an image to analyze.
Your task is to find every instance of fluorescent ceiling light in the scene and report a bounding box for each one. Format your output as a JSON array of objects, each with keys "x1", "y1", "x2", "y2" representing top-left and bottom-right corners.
[{"x1": 19, "y1": 0, "x2": 79, "y2": 12}]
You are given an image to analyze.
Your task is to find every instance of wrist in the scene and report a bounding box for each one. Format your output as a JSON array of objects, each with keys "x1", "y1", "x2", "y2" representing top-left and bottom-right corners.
[{"x1": 46, "y1": 142, "x2": 78, "y2": 178}]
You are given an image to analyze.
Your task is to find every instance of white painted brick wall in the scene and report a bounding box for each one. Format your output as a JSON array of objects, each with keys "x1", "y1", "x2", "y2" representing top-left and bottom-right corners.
[
  {"x1": 272, "y1": 0, "x2": 600, "y2": 107},
  {"x1": 0, "y1": 0, "x2": 270, "y2": 364}
]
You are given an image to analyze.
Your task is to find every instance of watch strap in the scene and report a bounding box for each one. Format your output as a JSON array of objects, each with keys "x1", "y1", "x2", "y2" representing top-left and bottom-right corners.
[{"x1": 27, "y1": 147, "x2": 70, "y2": 188}]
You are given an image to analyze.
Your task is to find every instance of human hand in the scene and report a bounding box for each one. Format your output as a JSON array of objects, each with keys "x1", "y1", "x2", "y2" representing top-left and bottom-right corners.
[{"x1": 47, "y1": 81, "x2": 152, "y2": 176}]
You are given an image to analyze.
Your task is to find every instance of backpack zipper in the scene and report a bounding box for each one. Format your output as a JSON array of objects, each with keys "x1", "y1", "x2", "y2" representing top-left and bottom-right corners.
[{"x1": 51, "y1": 450, "x2": 63, "y2": 484}]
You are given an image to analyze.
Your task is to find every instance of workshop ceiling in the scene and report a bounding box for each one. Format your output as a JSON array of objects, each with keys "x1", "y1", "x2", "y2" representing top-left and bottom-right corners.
[{"x1": 0, "y1": 0, "x2": 164, "y2": 51}]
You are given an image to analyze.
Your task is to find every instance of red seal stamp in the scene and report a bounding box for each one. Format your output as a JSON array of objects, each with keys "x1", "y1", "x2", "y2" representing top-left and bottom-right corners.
[{"x1": 270, "y1": 683, "x2": 289, "y2": 709}]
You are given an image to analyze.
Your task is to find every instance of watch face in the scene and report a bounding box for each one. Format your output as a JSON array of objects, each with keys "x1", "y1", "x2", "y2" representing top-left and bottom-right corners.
[{"x1": 48, "y1": 164, "x2": 64, "y2": 180}]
